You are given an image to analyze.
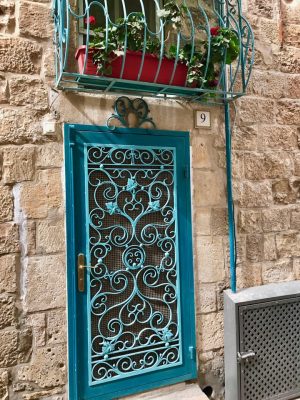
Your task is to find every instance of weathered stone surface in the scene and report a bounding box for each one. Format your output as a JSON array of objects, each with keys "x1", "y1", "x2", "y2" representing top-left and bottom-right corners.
[
  {"x1": 47, "y1": 310, "x2": 67, "y2": 345},
  {"x1": 0, "y1": 223, "x2": 19, "y2": 255},
  {"x1": 248, "y1": 0, "x2": 274, "y2": 18},
  {"x1": 293, "y1": 258, "x2": 300, "y2": 280},
  {"x1": 284, "y1": 23, "x2": 300, "y2": 47},
  {"x1": 238, "y1": 210, "x2": 262, "y2": 233},
  {"x1": 246, "y1": 234, "x2": 263, "y2": 262},
  {"x1": 0, "y1": 109, "x2": 42, "y2": 144},
  {"x1": 0, "y1": 38, "x2": 41, "y2": 74},
  {"x1": 276, "y1": 47, "x2": 300, "y2": 74},
  {"x1": 197, "y1": 284, "x2": 217, "y2": 314},
  {"x1": 263, "y1": 234, "x2": 277, "y2": 261},
  {"x1": 0, "y1": 295, "x2": 16, "y2": 329},
  {"x1": 0, "y1": 330, "x2": 18, "y2": 367},
  {"x1": 24, "y1": 255, "x2": 66, "y2": 312},
  {"x1": 27, "y1": 313, "x2": 46, "y2": 347},
  {"x1": 244, "y1": 152, "x2": 293, "y2": 180},
  {"x1": 36, "y1": 219, "x2": 65, "y2": 254},
  {"x1": 259, "y1": 18, "x2": 281, "y2": 46},
  {"x1": 18, "y1": 328, "x2": 33, "y2": 363},
  {"x1": 260, "y1": 125, "x2": 298, "y2": 150},
  {"x1": 239, "y1": 181, "x2": 273, "y2": 207},
  {"x1": 0, "y1": 0, "x2": 15, "y2": 34},
  {"x1": 286, "y1": 75, "x2": 300, "y2": 99},
  {"x1": 248, "y1": 70, "x2": 285, "y2": 98},
  {"x1": 236, "y1": 262, "x2": 262, "y2": 289},
  {"x1": 198, "y1": 312, "x2": 223, "y2": 352},
  {"x1": 36, "y1": 143, "x2": 63, "y2": 168},
  {"x1": 239, "y1": 98, "x2": 275, "y2": 124},
  {"x1": 272, "y1": 179, "x2": 297, "y2": 204},
  {"x1": 193, "y1": 170, "x2": 226, "y2": 207},
  {"x1": 43, "y1": 48, "x2": 56, "y2": 78},
  {"x1": 19, "y1": 2, "x2": 52, "y2": 39},
  {"x1": 0, "y1": 369, "x2": 9, "y2": 400},
  {"x1": 0, "y1": 254, "x2": 17, "y2": 293},
  {"x1": 193, "y1": 208, "x2": 211, "y2": 236},
  {"x1": 262, "y1": 208, "x2": 290, "y2": 232},
  {"x1": 262, "y1": 259, "x2": 294, "y2": 284},
  {"x1": 291, "y1": 209, "x2": 300, "y2": 230},
  {"x1": 232, "y1": 125, "x2": 257, "y2": 151},
  {"x1": 211, "y1": 208, "x2": 228, "y2": 235},
  {"x1": 9, "y1": 77, "x2": 48, "y2": 110},
  {"x1": 0, "y1": 75, "x2": 8, "y2": 104},
  {"x1": 196, "y1": 237, "x2": 225, "y2": 283},
  {"x1": 0, "y1": 186, "x2": 13, "y2": 223},
  {"x1": 2, "y1": 146, "x2": 35, "y2": 183},
  {"x1": 20, "y1": 170, "x2": 63, "y2": 219},
  {"x1": 277, "y1": 100, "x2": 300, "y2": 125},
  {"x1": 276, "y1": 232, "x2": 300, "y2": 258},
  {"x1": 293, "y1": 153, "x2": 300, "y2": 176},
  {"x1": 191, "y1": 136, "x2": 215, "y2": 169},
  {"x1": 17, "y1": 344, "x2": 67, "y2": 388}
]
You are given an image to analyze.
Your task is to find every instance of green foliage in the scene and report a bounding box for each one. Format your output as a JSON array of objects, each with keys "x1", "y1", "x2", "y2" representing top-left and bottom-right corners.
[{"x1": 87, "y1": 1, "x2": 240, "y2": 89}]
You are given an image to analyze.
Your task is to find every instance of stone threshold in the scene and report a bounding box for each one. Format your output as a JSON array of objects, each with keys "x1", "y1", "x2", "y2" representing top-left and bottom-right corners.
[{"x1": 120, "y1": 382, "x2": 209, "y2": 400}]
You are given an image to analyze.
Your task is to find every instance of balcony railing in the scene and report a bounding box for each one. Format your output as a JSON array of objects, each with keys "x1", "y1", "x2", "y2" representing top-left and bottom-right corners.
[{"x1": 52, "y1": 0, "x2": 254, "y2": 104}]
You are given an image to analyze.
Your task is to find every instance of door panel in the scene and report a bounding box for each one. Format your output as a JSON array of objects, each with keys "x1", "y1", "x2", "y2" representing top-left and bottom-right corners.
[{"x1": 65, "y1": 125, "x2": 196, "y2": 400}]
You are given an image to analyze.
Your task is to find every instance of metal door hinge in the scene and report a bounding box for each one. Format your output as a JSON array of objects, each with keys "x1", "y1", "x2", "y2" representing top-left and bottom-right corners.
[
  {"x1": 237, "y1": 350, "x2": 256, "y2": 363},
  {"x1": 189, "y1": 346, "x2": 196, "y2": 360}
]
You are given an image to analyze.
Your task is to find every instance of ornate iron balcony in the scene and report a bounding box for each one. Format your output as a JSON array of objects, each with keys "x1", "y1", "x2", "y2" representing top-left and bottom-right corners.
[{"x1": 52, "y1": 0, "x2": 254, "y2": 104}]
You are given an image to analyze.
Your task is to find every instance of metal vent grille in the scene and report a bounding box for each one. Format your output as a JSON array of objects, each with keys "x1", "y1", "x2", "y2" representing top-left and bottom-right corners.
[{"x1": 240, "y1": 297, "x2": 300, "y2": 400}]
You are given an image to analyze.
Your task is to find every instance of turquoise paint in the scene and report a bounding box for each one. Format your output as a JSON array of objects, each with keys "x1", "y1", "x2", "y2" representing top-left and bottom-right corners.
[{"x1": 65, "y1": 124, "x2": 196, "y2": 400}]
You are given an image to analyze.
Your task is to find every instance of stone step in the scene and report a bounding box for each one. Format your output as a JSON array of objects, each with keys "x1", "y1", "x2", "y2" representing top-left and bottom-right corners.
[{"x1": 121, "y1": 382, "x2": 209, "y2": 400}]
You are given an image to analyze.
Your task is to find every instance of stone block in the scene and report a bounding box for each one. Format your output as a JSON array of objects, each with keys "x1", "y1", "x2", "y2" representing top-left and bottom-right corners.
[
  {"x1": 259, "y1": 18, "x2": 281, "y2": 46},
  {"x1": 291, "y1": 209, "x2": 300, "y2": 230},
  {"x1": 248, "y1": 0, "x2": 274, "y2": 18},
  {"x1": 20, "y1": 169, "x2": 63, "y2": 219},
  {"x1": 239, "y1": 98, "x2": 275, "y2": 124},
  {"x1": 284, "y1": 23, "x2": 300, "y2": 47},
  {"x1": 0, "y1": 369, "x2": 9, "y2": 400},
  {"x1": 36, "y1": 143, "x2": 63, "y2": 168},
  {"x1": 0, "y1": 295, "x2": 16, "y2": 329},
  {"x1": 198, "y1": 312, "x2": 223, "y2": 352},
  {"x1": 248, "y1": 70, "x2": 285, "y2": 98},
  {"x1": 276, "y1": 231, "x2": 300, "y2": 258},
  {"x1": 0, "y1": 108, "x2": 42, "y2": 144},
  {"x1": 293, "y1": 153, "x2": 300, "y2": 176},
  {"x1": 43, "y1": 47, "x2": 56, "y2": 78},
  {"x1": 232, "y1": 125, "x2": 257, "y2": 151},
  {"x1": 263, "y1": 234, "x2": 277, "y2": 261},
  {"x1": 196, "y1": 236, "x2": 225, "y2": 283},
  {"x1": 193, "y1": 208, "x2": 211, "y2": 236},
  {"x1": 2, "y1": 146, "x2": 35, "y2": 183},
  {"x1": 260, "y1": 125, "x2": 298, "y2": 150},
  {"x1": 262, "y1": 208, "x2": 290, "y2": 232},
  {"x1": 19, "y1": 2, "x2": 52, "y2": 39},
  {"x1": 17, "y1": 344, "x2": 67, "y2": 388},
  {"x1": 0, "y1": 223, "x2": 19, "y2": 255},
  {"x1": 262, "y1": 259, "x2": 294, "y2": 284},
  {"x1": 272, "y1": 179, "x2": 297, "y2": 204},
  {"x1": 211, "y1": 208, "x2": 228, "y2": 235},
  {"x1": 193, "y1": 170, "x2": 226, "y2": 207},
  {"x1": 0, "y1": 38, "x2": 41, "y2": 74},
  {"x1": 239, "y1": 181, "x2": 273, "y2": 207},
  {"x1": 197, "y1": 283, "x2": 217, "y2": 314},
  {"x1": 24, "y1": 254, "x2": 66, "y2": 312},
  {"x1": 0, "y1": 0, "x2": 15, "y2": 34},
  {"x1": 276, "y1": 47, "x2": 300, "y2": 74},
  {"x1": 238, "y1": 210, "x2": 262, "y2": 233},
  {"x1": 9, "y1": 77, "x2": 48, "y2": 110},
  {"x1": 0, "y1": 254, "x2": 17, "y2": 293},
  {"x1": 27, "y1": 313, "x2": 46, "y2": 347},
  {"x1": 0, "y1": 330, "x2": 18, "y2": 367},
  {"x1": 0, "y1": 186, "x2": 13, "y2": 223},
  {"x1": 47, "y1": 310, "x2": 67, "y2": 344},
  {"x1": 277, "y1": 100, "x2": 300, "y2": 125},
  {"x1": 246, "y1": 234, "x2": 263, "y2": 262},
  {"x1": 236, "y1": 262, "x2": 262, "y2": 288},
  {"x1": 18, "y1": 328, "x2": 33, "y2": 363},
  {"x1": 36, "y1": 219, "x2": 65, "y2": 254},
  {"x1": 293, "y1": 258, "x2": 300, "y2": 280},
  {"x1": 191, "y1": 135, "x2": 215, "y2": 169},
  {"x1": 244, "y1": 152, "x2": 293, "y2": 180},
  {"x1": 0, "y1": 75, "x2": 8, "y2": 104},
  {"x1": 286, "y1": 75, "x2": 300, "y2": 99}
]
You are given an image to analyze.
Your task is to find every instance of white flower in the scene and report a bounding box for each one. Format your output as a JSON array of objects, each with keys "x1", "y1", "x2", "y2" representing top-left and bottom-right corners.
[{"x1": 157, "y1": 9, "x2": 171, "y2": 18}]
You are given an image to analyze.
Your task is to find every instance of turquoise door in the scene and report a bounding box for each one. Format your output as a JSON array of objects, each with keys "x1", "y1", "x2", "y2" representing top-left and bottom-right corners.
[{"x1": 65, "y1": 124, "x2": 196, "y2": 400}]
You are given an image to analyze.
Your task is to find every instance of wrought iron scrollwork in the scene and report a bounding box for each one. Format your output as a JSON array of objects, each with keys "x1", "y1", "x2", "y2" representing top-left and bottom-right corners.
[{"x1": 86, "y1": 145, "x2": 181, "y2": 383}]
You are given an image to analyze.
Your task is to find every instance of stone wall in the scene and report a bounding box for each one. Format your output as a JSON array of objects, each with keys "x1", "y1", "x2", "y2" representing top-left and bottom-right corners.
[{"x1": 0, "y1": 0, "x2": 299, "y2": 399}]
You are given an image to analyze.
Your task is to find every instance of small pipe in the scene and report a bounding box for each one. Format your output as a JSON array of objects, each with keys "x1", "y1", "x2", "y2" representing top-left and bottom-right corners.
[{"x1": 224, "y1": 101, "x2": 236, "y2": 293}]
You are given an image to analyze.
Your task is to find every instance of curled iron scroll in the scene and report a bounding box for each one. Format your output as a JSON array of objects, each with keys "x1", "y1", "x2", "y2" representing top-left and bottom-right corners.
[{"x1": 107, "y1": 96, "x2": 157, "y2": 130}]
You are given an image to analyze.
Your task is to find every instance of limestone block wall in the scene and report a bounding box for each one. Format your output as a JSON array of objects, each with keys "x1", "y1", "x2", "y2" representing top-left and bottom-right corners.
[{"x1": 0, "y1": 0, "x2": 298, "y2": 399}]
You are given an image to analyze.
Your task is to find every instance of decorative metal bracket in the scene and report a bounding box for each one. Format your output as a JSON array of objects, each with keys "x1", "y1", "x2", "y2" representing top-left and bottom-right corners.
[{"x1": 107, "y1": 96, "x2": 156, "y2": 130}]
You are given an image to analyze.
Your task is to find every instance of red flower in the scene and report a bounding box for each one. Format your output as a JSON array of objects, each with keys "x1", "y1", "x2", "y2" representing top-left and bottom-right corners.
[
  {"x1": 210, "y1": 26, "x2": 220, "y2": 36},
  {"x1": 208, "y1": 79, "x2": 219, "y2": 87},
  {"x1": 84, "y1": 15, "x2": 96, "y2": 25}
]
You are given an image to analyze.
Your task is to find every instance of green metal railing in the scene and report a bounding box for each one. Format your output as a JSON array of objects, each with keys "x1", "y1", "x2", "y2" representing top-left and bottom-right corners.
[{"x1": 52, "y1": 0, "x2": 254, "y2": 104}]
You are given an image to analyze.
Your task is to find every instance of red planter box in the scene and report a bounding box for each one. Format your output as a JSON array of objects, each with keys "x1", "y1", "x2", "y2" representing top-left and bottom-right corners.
[{"x1": 75, "y1": 46, "x2": 188, "y2": 87}]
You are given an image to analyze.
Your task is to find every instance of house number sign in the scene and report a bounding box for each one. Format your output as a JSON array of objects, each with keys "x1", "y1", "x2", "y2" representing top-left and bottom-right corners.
[{"x1": 195, "y1": 110, "x2": 211, "y2": 128}]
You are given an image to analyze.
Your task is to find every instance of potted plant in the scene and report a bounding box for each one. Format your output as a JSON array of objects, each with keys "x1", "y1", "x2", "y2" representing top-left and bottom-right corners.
[{"x1": 75, "y1": 1, "x2": 240, "y2": 89}]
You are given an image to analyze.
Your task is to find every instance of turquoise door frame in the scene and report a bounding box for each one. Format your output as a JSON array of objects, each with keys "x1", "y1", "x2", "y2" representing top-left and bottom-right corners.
[{"x1": 64, "y1": 124, "x2": 196, "y2": 400}]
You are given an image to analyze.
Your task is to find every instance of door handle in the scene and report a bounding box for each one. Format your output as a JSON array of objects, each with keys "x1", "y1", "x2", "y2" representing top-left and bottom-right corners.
[
  {"x1": 77, "y1": 253, "x2": 96, "y2": 292},
  {"x1": 237, "y1": 350, "x2": 256, "y2": 363}
]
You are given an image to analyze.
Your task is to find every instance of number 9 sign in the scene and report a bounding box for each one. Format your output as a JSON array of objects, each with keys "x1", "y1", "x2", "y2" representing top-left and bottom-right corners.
[{"x1": 195, "y1": 110, "x2": 211, "y2": 128}]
